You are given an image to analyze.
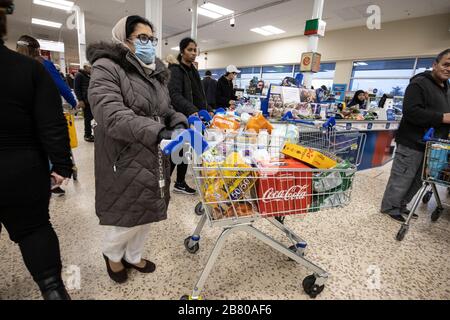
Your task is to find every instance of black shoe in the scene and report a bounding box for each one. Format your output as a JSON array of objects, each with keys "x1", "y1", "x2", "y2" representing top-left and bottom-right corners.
[
  {"x1": 174, "y1": 182, "x2": 197, "y2": 195},
  {"x1": 51, "y1": 187, "x2": 66, "y2": 197},
  {"x1": 84, "y1": 136, "x2": 95, "y2": 143},
  {"x1": 103, "y1": 254, "x2": 128, "y2": 284},
  {"x1": 121, "y1": 259, "x2": 156, "y2": 274},
  {"x1": 381, "y1": 209, "x2": 406, "y2": 223},
  {"x1": 401, "y1": 207, "x2": 418, "y2": 220},
  {"x1": 37, "y1": 276, "x2": 71, "y2": 300}
]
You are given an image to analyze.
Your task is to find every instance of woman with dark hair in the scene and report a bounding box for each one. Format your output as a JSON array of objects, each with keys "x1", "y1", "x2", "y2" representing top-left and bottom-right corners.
[
  {"x1": 0, "y1": 0, "x2": 73, "y2": 300},
  {"x1": 347, "y1": 90, "x2": 368, "y2": 109},
  {"x1": 167, "y1": 37, "x2": 211, "y2": 195},
  {"x1": 87, "y1": 16, "x2": 187, "y2": 284}
]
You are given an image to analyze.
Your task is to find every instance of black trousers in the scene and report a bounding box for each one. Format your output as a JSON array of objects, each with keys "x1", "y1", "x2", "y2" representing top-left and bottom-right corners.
[
  {"x1": 0, "y1": 196, "x2": 62, "y2": 283},
  {"x1": 170, "y1": 147, "x2": 188, "y2": 184},
  {"x1": 84, "y1": 105, "x2": 94, "y2": 138},
  {"x1": 0, "y1": 150, "x2": 62, "y2": 283}
]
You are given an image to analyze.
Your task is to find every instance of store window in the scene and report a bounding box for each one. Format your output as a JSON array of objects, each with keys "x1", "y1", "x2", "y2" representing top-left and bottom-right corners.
[
  {"x1": 236, "y1": 66, "x2": 262, "y2": 89},
  {"x1": 294, "y1": 62, "x2": 336, "y2": 89},
  {"x1": 262, "y1": 65, "x2": 294, "y2": 85},
  {"x1": 350, "y1": 59, "x2": 416, "y2": 97},
  {"x1": 415, "y1": 57, "x2": 435, "y2": 75}
]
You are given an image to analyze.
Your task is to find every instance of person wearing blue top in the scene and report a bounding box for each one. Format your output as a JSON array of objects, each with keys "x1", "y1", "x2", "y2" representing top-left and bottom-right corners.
[{"x1": 16, "y1": 35, "x2": 77, "y2": 109}]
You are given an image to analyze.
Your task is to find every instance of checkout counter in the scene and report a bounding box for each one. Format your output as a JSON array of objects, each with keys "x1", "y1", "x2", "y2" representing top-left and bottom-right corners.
[{"x1": 336, "y1": 120, "x2": 399, "y2": 171}]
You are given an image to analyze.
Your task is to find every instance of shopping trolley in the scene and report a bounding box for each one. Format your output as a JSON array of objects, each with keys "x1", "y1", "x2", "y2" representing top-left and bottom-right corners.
[
  {"x1": 279, "y1": 112, "x2": 367, "y2": 168},
  {"x1": 396, "y1": 129, "x2": 450, "y2": 241},
  {"x1": 165, "y1": 130, "x2": 358, "y2": 299}
]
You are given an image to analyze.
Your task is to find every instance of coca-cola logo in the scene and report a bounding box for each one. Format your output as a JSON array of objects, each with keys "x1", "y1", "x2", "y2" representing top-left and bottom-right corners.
[{"x1": 262, "y1": 185, "x2": 309, "y2": 203}]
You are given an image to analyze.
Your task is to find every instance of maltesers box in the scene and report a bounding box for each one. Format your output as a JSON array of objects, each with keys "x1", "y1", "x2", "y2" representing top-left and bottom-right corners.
[
  {"x1": 282, "y1": 143, "x2": 337, "y2": 169},
  {"x1": 257, "y1": 159, "x2": 312, "y2": 217}
]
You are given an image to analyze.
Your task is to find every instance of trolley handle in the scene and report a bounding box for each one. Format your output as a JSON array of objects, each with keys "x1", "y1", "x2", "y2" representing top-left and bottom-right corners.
[
  {"x1": 163, "y1": 129, "x2": 209, "y2": 156},
  {"x1": 282, "y1": 111, "x2": 336, "y2": 129},
  {"x1": 188, "y1": 115, "x2": 206, "y2": 131},
  {"x1": 423, "y1": 128, "x2": 450, "y2": 143}
]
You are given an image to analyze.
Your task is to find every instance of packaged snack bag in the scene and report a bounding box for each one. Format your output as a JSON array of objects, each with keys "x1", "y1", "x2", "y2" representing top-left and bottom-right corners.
[
  {"x1": 211, "y1": 115, "x2": 241, "y2": 131},
  {"x1": 282, "y1": 143, "x2": 337, "y2": 169},
  {"x1": 246, "y1": 113, "x2": 274, "y2": 134}
]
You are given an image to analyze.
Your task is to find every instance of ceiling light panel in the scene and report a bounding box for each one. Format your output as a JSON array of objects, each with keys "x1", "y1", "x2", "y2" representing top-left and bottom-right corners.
[
  {"x1": 261, "y1": 25, "x2": 286, "y2": 34},
  {"x1": 200, "y1": 3, "x2": 234, "y2": 16},
  {"x1": 197, "y1": 7, "x2": 222, "y2": 19},
  {"x1": 32, "y1": 18, "x2": 62, "y2": 28},
  {"x1": 250, "y1": 28, "x2": 272, "y2": 36},
  {"x1": 33, "y1": 0, "x2": 74, "y2": 11}
]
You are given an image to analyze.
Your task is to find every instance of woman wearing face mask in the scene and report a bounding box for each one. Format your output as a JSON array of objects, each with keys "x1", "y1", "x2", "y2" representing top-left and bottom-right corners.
[
  {"x1": 216, "y1": 65, "x2": 241, "y2": 110},
  {"x1": 87, "y1": 15, "x2": 187, "y2": 284}
]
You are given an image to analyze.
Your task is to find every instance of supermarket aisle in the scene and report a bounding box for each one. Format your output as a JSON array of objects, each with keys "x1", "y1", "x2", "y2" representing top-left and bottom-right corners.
[{"x1": 0, "y1": 119, "x2": 449, "y2": 300}]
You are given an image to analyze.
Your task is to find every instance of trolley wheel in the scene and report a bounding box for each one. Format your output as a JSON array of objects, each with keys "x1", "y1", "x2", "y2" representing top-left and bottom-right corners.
[
  {"x1": 195, "y1": 202, "x2": 205, "y2": 216},
  {"x1": 181, "y1": 295, "x2": 190, "y2": 301},
  {"x1": 422, "y1": 191, "x2": 433, "y2": 204},
  {"x1": 396, "y1": 225, "x2": 409, "y2": 242},
  {"x1": 302, "y1": 275, "x2": 325, "y2": 299},
  {"x1": 431, "y1": 208, "x2": 443, "y2": 222},
  {"x1": 184, "y1": 237, "x2": 200, "y2": 254}
]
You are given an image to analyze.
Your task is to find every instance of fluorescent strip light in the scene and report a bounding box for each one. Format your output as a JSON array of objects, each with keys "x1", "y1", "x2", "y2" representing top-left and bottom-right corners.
[
  {"x1": 171, "y1": 46, "x2": 180, "y2": 51},
  {"x1": 33, "y1": 0, "x2": 74, "y2": 11},
  {"x1": 251, "y1": 28, "x2": 272, "y2": 36},
  {"x1": 261, "y1": 25, "x2": 286, "y2": 34},
  {"x1": 38, "y1": 39, "x2": 65, "y2": 52},
  {"x1": 201, "y1": 3, "x2": 234, "y2": 16},
  {"x1": 32, "y1": 18, "x2": 62, "y2": 28},
  {"x1": 197, "y1": 7, "x2": 222, "y2": 19}
]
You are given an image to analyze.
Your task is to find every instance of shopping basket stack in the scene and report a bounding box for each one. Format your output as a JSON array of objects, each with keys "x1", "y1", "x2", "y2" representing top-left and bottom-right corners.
[
  {"x1": 165, "y1": 113, "x2": 363, "y2": 300},
  {"x1": 396, "y1": 128, "x2": 450, "y2": 241}
]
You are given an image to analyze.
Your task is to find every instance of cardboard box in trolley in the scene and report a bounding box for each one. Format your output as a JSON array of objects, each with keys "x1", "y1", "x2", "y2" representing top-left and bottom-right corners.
[{"x1": 257, "y1": 159, "x2": 312, "y2": 217}]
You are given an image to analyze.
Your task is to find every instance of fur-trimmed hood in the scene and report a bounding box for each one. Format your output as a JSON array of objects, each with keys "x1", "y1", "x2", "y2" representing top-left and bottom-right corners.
[{"x1": 87, "y1": 42, "x2": 170, "y2": 85}]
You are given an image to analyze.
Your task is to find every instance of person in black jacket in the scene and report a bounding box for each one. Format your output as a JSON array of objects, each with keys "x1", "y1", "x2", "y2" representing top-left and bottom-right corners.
[
  {"x1": 216, "y1": 65, "x2": 240, "y2": 109},
  {"x1": 167, "y1": 37, "x2": 211, "y2": 195},
  {"x1": 0, "y1": 0, "x2": 73, "y2": 300},
  {"x1": 381, "y1": 49, "x2": 450, "y2": 223},
  {"x1": 74, "y1": 63, "x2": 94, "y2": 142},
  {"x1": 202, "y1": 70, "x2": 217, "y2": 111}
]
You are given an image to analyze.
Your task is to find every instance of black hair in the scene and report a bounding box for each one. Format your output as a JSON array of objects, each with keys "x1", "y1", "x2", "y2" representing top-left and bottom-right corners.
[
  {"x1": 436, "y1": 49, "x2": 450, "y2": 63},
  {"x1": 178, "y1": 37, "x2": 197, "y2": 61},
  {"x1": 0, "y1": 0, "x2": 13, "y2": 38},
  {"x1": 205, "y1": 70, "x2": 212, "y2": 76},
  {"x1": 17, "y1": 35, "x2": 41, "y2": 58},
  {"x1": 125, "y1": 15, "x2": 154, "y2": 39}
]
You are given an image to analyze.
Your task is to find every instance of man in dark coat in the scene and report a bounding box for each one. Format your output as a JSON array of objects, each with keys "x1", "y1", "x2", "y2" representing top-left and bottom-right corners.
[
  {"x1": 381, "y1": 49, "x2": 450, "y2": 223},
  {"x1": 216, "y1": 65, "x2": 240, "y2": 109},
  {"x1": 202, "y1": 70, "x2": 217, "y2": 111},
  {"x1": 74, "y1": 63, "x2": 94, "y2": 142}
]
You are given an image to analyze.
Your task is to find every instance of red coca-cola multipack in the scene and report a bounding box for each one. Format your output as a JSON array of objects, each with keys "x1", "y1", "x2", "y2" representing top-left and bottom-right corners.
[{"x1": 257, "y1": 159, "x2": 312, "y2": 217}]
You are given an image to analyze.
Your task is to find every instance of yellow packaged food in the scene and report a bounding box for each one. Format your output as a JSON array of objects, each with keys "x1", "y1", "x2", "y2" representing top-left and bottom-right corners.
[
  {"x1": 282, "y1": 143, "x2": 337, "y2": 169},
  {"x1": 211, "y1": 115, "x2": 241, "y2": 131},
  {"x1": 64, "y1": 112, "x2": 78, "y2": 149}
]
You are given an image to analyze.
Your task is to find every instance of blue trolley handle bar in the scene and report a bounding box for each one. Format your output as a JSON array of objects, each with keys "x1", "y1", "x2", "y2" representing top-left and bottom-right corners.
[
  {"x1": 282, "y1": 111, "x2": 336, "y2": 129},
  {"x1": 163, "y1": 129, "x2": 210, "y2": 156},
  {"x1": 422, "y1": 128, "x2": 450, "y2": 144}
]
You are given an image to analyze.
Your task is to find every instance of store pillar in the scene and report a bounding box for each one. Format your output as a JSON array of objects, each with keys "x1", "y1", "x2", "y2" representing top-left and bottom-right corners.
[
  {"x1": 303, "y1": 0, "x2": 324, "y2": 89},
  {"x1": 191, "y1": 0, "x2": 198, "y2": 40},
  {"x1": 75, "y1": 6, "x2": 87, "y2": 67},
  {"x1": 145, "y1": 0, "x2": 163, "y2": 58}
]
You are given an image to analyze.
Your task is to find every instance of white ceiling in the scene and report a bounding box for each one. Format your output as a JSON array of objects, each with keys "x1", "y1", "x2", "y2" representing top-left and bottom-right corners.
[{"x1": 5, "y1": 0, "x2": 450, "y2": 65}]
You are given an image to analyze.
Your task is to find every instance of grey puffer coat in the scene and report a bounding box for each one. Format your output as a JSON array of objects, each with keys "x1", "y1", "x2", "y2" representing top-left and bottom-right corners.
[{"x1": 87, "y1": 42, "x2": 187, "y2": 227}]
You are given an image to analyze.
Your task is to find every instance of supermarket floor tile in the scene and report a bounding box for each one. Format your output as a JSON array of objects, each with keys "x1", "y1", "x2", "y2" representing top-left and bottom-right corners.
[{"x1": 1, "y1": 120, "x2": 449, "y2": 300}]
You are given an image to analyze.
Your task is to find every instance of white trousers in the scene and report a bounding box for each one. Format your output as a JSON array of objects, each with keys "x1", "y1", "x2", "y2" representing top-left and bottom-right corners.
[{"x1": 102, "y1": 224, "x2": 151, "y2": 265}]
